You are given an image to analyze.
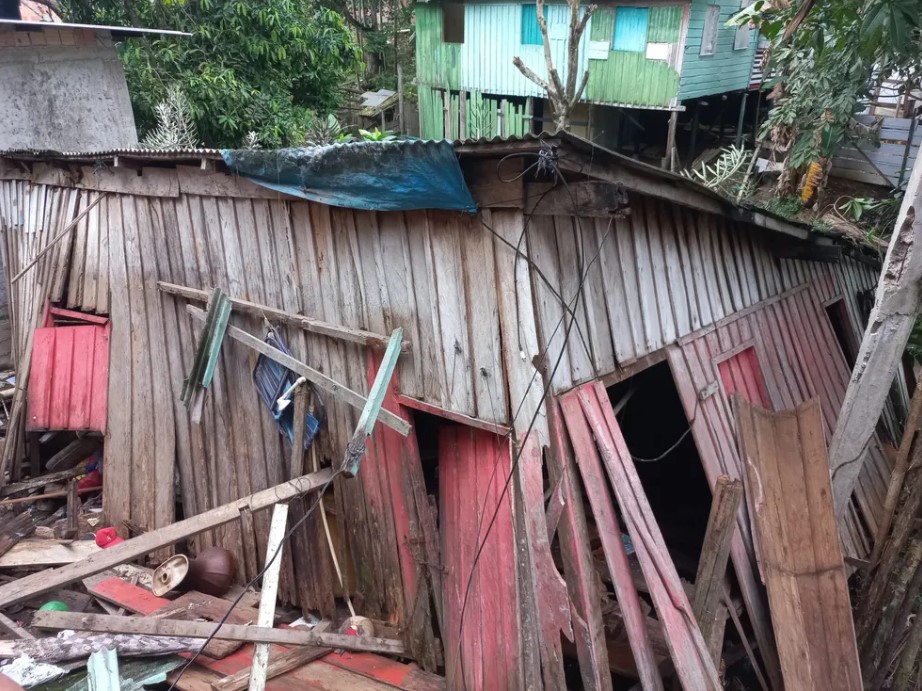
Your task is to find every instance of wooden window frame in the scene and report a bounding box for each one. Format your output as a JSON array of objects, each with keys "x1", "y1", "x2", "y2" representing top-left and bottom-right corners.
[{"x1": 700, "y1": 3, "x2": 720, "y2": 56}]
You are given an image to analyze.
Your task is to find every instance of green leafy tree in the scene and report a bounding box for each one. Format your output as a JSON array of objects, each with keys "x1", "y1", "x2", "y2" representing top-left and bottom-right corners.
[
  {"x1": 58, "y1": 0, "x2": 362, "y2": 147},
  {"x1": 732, "y1": 0, "x2": 922, "y2": 201}
]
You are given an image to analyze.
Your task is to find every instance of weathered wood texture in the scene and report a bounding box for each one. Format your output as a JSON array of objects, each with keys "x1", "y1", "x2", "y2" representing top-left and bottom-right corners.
[
  {"x1": 666, "y1": 286, "x2": 892, "y2": 690},
  {"x1": 560, "y1": 382, "x2": 720, "y2": 690},
  {"x1": 439, "y1": 427, "x2": 521, "y2": 691},
  {"x1": 736, "y1": 396, "x2": 862, "y2": 691},
  {"x1": 0, "y1": 166, "x2": 893, "y2": 680}
]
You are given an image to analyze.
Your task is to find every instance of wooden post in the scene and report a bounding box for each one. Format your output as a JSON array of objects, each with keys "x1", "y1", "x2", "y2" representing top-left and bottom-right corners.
[
  {"x1": 688, "y1": 100, "x2": 703, "y2": 162},
  {"x1": 692, "y1": 476, "x2": 743, "y2": 662},
  {"x1": 830, "y1": 149, "x2": 922, "y2": 518},
  {"x1": 735, "y1": 92, "x2": 749, "y2": 147},
  {"x1": 442, "y1": 89, "x2": 451, "y2": 140},
  {"x1": 249, "y1": 503, "x2": 289, "y2": 691},
  {"x1": 499, "y1": 99, "x2": 507, "y2": 138},
  {"x1": 459, "y1": 90, "x2": 467, "y2": 141},
  {"x1": 397, "y1": 63, "x2": 405, "y2": 135},
  {"x1": 664, "y1": 111, "x2": 679, "y2": 171},
  {"x1": 289, "y1": 383, "x2": 308, "y2": 478}
]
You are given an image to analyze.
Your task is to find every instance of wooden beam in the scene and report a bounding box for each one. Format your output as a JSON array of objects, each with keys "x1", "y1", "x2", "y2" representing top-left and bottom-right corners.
[
  {"x1": 249, "y1": 503, "x2": 289, "y2": 691},
  {"x1": 0, "y1": 632, "x2": 201, "y2": 664},
  {"x1": 342, "y1": 328, "x2": 403, "y2": 476},
  {"x1": 187, "y1": 306, "x2": 410, "y2": 436},
  {"x1": 524, "y1": 181, "x2": 631, "y2": 217},
  {"x1": 0, "y1": 469, "x2": 333, "y2": 608},
  {"x1": 396, "y1": 394, "x2": 511, "y2": 436},
  {"x1": 692, "y1": 476, "x2": 742, "y2": 662},
  {"x1": 160, "y1": 281, "x2": 408, "y2": 351},
  {"x1": 212, "y1": 645, "x2": 330, "y2": 691},
  {"x1": 830, "y1": 154, "x2": 922, "y2": 517},
  {"x1": 11, "y1": 192, "x2": 108, "y2": 285},
  {"x1": 30, "y1": 611, "x2": 407, "y2": 656},
  {"x1": 0, "y1": 485, "x2": 101, "y2": 508}
]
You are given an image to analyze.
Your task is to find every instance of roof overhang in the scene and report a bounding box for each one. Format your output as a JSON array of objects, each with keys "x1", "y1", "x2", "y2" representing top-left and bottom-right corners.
[{"x1": 0, "y1": 19, "x2": 191, "y2": 38}]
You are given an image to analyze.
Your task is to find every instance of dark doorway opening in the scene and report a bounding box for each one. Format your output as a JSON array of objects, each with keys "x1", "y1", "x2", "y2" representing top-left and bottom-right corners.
[{"x1": 606, "y1": 361, "x2": 712, "y2": 578}]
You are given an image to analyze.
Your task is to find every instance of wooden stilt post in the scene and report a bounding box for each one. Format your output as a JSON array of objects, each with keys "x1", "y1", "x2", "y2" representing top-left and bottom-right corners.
[
  {"x1": 735, "y1": 92, "x2": 749, "y2": 147},
  {"x1": 665, "y1": 110, "x2": 679, "y2": 171}
]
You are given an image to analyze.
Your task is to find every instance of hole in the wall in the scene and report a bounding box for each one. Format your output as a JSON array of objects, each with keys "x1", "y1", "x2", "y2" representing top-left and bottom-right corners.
[{"x1": 607, "y1": 361, "x2": 711, "y2": 577}]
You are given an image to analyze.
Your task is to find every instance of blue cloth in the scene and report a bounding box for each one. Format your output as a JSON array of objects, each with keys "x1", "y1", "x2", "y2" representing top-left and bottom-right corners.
[{"x1": 222, "y1": 140, "x2": 477, "y2": 213}]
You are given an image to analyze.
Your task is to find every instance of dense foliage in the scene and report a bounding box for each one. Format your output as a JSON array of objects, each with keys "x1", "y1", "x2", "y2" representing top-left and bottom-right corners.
[
  {"x1": 59, "y1": 0, "x2": 362, "y2": 147},
  {"x1": 732, "y1": 0, "x2": 922, "y2": 194}
]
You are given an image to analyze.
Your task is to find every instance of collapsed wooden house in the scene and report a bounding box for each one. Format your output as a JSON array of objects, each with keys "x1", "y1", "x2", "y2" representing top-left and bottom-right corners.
[{"x1": 0, "y1": 134, "x2": 902, "y2": 688}]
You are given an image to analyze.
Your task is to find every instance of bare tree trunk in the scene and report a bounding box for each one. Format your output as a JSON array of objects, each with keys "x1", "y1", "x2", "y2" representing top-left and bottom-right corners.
[{"x1": 512, "y1": 0, "x2": 596, "y2": 131}]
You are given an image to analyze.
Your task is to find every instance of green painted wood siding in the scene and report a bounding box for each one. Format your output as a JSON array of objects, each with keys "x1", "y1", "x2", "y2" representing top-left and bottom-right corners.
[
  {"x1": 678, "y1": 0, "x2": 757, "y2": 99},
  {"x1": 584, "y1": 5, "x2": 682, "y2": 107},
  {"x1": 418, "y1": 85, "x2": 529, "y2": 140},
  {"x1": 417, "y1": 3, "x2": 463, "y2": 91},
  {"x1": 416, "y1": 2, "x2": 684, "y2": 109}
]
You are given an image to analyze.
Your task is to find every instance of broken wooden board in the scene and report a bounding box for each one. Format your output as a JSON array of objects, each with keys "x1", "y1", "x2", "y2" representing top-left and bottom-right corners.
[
  {"x1": 0, "y1": 633, "x2": 200, "y2": 664},
  {"x1": 149, "y1": 591, "x2": 258, "y2": 659},
  {"x1": 736, "y1": 395, "x2": 862, "y2": 691},
  {"x1": 0, "y1": 511, "x2": 35, "y2": 558},
  {"x1": 0, "y1": 469, "x2": 333, "y2": 607},
  {"x1": 84, "y1": 576, "x2": 442, "y2": 691},
  {"x1": 0, "y1": 538, "x2": 100, "y2": 567},
  {"x1": 561, "y1": 382, "x2": 721, "y2": 690},
  {"x1": 31, "y1": 611, "x2": 407, "y2": 656}
]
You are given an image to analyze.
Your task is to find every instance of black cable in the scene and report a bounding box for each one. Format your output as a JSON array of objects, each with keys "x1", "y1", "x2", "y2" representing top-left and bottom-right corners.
[
  {"x1": 167, "y1": 469, "x2": 342, "y2": 690},
  {"x1": 455, "y1": 212, "x2": 614, "y2": 689}
]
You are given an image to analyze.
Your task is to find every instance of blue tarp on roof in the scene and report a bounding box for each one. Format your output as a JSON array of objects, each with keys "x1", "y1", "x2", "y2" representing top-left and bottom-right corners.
[{"x1": 222, "y1": 140, "x2": 477, "y2": 213}]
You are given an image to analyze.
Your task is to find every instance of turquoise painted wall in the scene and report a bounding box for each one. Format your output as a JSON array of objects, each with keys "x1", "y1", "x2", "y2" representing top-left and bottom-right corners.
[
  {"x1": 416, "y1": 2, "x2": 684, "y2": 108},
  {"x1": 678, "y1": 0, "x2": 758, "y2": 100}
]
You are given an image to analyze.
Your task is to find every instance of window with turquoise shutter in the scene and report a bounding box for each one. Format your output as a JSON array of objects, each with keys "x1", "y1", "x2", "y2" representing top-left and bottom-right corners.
[
  {"x1": 521, "y1": 4, "x2": 542, "y2": 45},
  {"x1": 612, "y1": 6, "x2": 649, "y2": 52}
]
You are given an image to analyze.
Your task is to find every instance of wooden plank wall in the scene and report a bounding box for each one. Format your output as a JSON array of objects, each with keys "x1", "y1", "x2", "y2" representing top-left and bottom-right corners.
[
  {"x1": 0, "y1": 171, "x2": 513, "y2": 637},
  {"x1": 527, "y1": 194, "x2": 886, "y2": 395}
]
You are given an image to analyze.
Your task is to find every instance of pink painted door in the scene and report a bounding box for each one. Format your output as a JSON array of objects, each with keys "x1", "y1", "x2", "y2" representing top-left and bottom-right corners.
[
  {"x1": 439, "y1": 426, "x2": 520, "y2": 690},
  {"x1": 717, "y1": 346, "x2": 771, "y2": 409}
]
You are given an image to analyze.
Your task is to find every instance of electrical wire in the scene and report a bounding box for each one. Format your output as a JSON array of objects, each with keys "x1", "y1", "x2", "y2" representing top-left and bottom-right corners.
[
  {"x1": 455, "y1": 180, "x2": 615, "y2": 688},
  {"x1": 167, "y1": 469, "x2": 342, "y2": 690}
]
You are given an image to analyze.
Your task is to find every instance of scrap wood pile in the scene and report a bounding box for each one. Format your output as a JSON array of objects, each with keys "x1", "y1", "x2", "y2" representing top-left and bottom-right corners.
[{"x1": 0, "y1": 286, "x2": 436, "y2": 690}]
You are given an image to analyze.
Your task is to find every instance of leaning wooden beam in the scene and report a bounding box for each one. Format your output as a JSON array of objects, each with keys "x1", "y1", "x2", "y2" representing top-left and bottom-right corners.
[
  {"x1": 829, "y1": 153, "x2": 922, "y2": 517},
  {"x1": 187, "y1": 306, "x2": 410, "y2": 436},
  {"x1": 0, "y1": 469, "x2": 333, "y2": 608},
  {"x1": 31, "y1": 611, "x2": 407, "y2": 656},
  {"x1": 249, "y1": 503, "x2": 289, "y2": 691},
  {"x1": 737, "y1": 396, "x2": 861, "y2": 690},
  {"x1": 161, "y1": 281, "x2": 409, "y2": 351},
  {"x1": 692, "y1": 476, "x2": 743, "y2": 662},
  {"x1": 0, "y1": 632, "x2": 201, "y2": 664},
  {"x1": 11, "y1": 192, "x2": 108, "y2": 284},
  {"x1": 342, "y1": 328, "x2": 403, "y2": 476}
]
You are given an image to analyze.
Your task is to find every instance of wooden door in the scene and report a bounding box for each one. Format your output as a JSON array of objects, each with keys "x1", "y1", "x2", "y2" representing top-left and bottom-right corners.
[{"x1": 439, "y1": 426, "x2": 520, "y2": 690}]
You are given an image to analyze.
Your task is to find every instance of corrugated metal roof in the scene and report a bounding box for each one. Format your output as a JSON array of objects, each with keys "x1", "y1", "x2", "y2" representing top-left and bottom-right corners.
[
  {"x1": 0, "y1": 135, "x2": 875, "y2": 257},
  {"x1": 0, "y1": 18, "x2": 191, "y2": 38}
]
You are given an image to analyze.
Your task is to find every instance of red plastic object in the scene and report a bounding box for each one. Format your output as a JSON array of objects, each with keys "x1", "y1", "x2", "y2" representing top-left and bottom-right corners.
[
  {"x1": 78, "y1": 469, "x2": 102, "y2": 490},
  {"x1": 27, "y1": 304, "x2": 110, "y2": 433},
  {"x1": 95, "y1": 527, "x2": 123, "y2": 548}
]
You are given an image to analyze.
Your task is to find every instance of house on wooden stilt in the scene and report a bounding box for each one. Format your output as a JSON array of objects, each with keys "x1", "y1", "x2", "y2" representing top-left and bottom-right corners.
[{"x1": 0, "y1": 134, "x2": 902, "y2": 688}]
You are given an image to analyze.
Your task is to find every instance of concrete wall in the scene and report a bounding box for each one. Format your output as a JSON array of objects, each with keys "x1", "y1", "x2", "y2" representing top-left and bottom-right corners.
[{"x1": 0, "y1": 27, "x2": 137, "y2": 152}]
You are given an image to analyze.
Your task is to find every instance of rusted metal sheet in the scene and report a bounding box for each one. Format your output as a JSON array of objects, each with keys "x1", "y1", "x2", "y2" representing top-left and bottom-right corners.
[{"x1": 28, "y1": 318, "x2": 109, "y2": 432}]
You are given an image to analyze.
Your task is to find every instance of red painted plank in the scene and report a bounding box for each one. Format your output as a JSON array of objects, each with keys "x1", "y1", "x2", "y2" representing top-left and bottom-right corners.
[
  {"x1": 573, "y1": 383, "x2": 721, "y2": 690},
  {"x1": 87, "y1": 577, "x2": 435, "y2": 690},
  {"x1": 558, "y1": 393, "x2": 663, "y2": 690},
  {"x1": 439, "y1": 427, "x2": 519, "y2": 691},
  {"x1": 27, "y1": 323, "x2": 109, "y2": 432}
]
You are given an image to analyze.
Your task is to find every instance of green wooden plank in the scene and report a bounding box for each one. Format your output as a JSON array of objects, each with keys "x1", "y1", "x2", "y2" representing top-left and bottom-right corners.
[
  {"x1": 201, "y1": 296, "x2": 231, "y2": 389},
  {"x1": 341, "y1": 327, "x2": 404, "y2": 477}
]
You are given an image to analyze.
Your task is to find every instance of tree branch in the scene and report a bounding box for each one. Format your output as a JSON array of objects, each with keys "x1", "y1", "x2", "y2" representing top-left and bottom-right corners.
[
  {"x1": 513, "y1": 56, "x2": 552, "y2": 94},
  {"x1": 536, "y1": 0, "x2": 567, "y2": 98}
]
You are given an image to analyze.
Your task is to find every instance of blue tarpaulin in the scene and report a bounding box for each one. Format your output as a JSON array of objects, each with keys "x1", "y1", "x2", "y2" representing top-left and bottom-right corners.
[{"x1": 222, "y1": 140, "x2": 477, "y2": 212}]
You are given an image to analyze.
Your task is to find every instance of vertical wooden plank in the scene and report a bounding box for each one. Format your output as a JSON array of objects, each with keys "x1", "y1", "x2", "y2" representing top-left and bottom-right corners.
[
  {"x1": 558, "y1": 394, "x2": 663, "y2": 690},
  {"x1": 597, "y1": 215, "x2": 637, "y2": 362},
  {"x1": 248, "y1": 502, "x2": 289, "y2": 691}
]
